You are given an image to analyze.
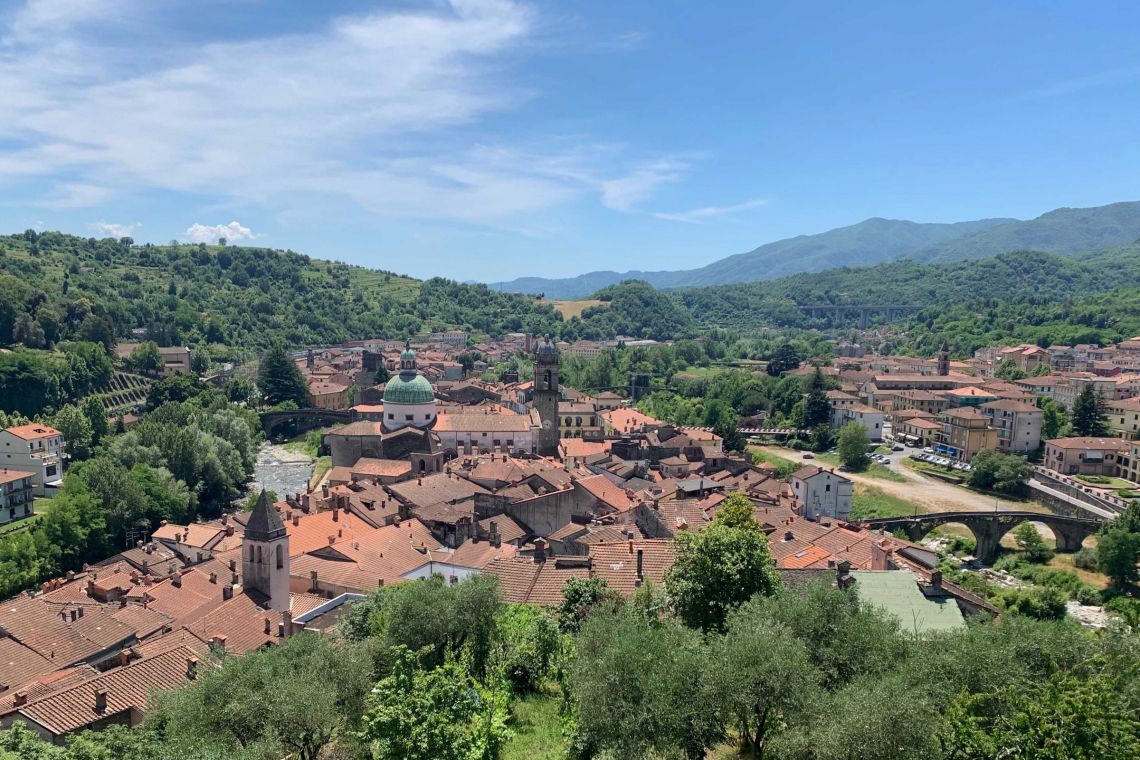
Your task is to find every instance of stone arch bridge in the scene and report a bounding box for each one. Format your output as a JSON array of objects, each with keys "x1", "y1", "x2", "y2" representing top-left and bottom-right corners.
[
  {"x1": 860, "y1": 511, "x2": 1103, "y2": 564},
  {"x1": 261, "y1": 408, "x2": 352, "y2": 437}
]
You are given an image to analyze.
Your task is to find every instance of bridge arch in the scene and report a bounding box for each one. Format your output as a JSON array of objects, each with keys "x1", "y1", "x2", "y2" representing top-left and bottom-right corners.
[
  {"x1": 261, "y1": 408, "x2": 352, "y2": 438},
  {"x1": 862, "y1": 511, "x2": 1102, "y2": 565}
]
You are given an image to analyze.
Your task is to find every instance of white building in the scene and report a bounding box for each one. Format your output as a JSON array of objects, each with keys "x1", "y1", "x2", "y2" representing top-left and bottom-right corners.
[
  {"x1": 0, "y1": 424, "x2": 64, "y2": 495},
  {"x1": 791, "y1": 466, "x2": 853, "y2": 521},
  {"x1": 432, "y1": 411, "x2": 539, "y2": 456},
  {"x1": 0, "y1": 469, "x2": 36, "y2": 526},
  {"x1": 830, "y1": 403, "x2": 885, "y2": 442}
]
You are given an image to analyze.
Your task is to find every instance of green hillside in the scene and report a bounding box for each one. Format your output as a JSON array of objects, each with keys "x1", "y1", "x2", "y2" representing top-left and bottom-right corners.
[{"x1": 0, "y1": 231, "x2": 564, "y2": 352}]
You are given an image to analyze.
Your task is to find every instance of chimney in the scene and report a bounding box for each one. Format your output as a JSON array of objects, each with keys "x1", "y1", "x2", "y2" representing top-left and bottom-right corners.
[
  {"x1": 836, "y1": 560, "x2": 854, "y2": 590},
  {"x1": 228, "y1": 559, "x2": 236, "y2": 572},
  {"x1": 533, "y1": 538, "x2": 547, "y2": 564},
  {"x1": 171, "y1": 573, "x2": 182, "y2": 588},
  {"x1": 77, "y1": 607, "x2": 85, "y2": 619},
  {"x1": 12, "y1": 691, "x2": 26, "y2": 707},
  {"x1": 186, "y1": 657, "x2": 199, "y2": 680},
  {"x1": 871, "y1": 540, "x2": 891, "y2": 571},
  {"x1": 94, "y1": 689, "x2": 108, "y2": 713},
  {"x1": 321, "y1": 483, "x2": 329, "y2": 499},
  {"x1": 489, "y1": 521, "x2": 500, "y2": 547},
  {"x1": 930, "y1": 570, "x2": 943, "y2": 590},
  {"x1": 264, "y1": 617, "x2": 272, "y2": 635},
  {"x1": 333, "y1": 506, "x2": 339, "y2": 522},
  {"x1": 277, "y1": 622, "x2": 286, "y2": 638},
  {"x1": 211, "y1": 635, "x2": 227, "y2": 652},
  {"x1": 636, "y1": 548, "x2": 644, "y2": 580},
  {"x1": 310, "y1": 570, "x2": 319, "y2": 593},
  {"x1": 293, "y1": 514, "x2": 300, "y2": 526},
  {"x1": 222, "y1": 585, "x2": 233, "y2": 600},
  {"x1": 225, "y1": 524, "x2": 234, "y2": 537},
  {"x1": 231, "y1": 573, "x2": 239, "y2": 586},
  {"x1": 117, "y1": 649, "x2": 130, "y2": 667}
]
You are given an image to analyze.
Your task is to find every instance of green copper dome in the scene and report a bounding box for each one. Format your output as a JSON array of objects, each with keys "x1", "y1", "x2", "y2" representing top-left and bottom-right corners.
[{"x1": 383, "y1": 371, "x2": 435, "y2": 404}]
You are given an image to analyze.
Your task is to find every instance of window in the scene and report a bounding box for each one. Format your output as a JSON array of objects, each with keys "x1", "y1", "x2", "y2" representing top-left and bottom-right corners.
[
  {"x1": 825, "y1": 484, "x2": 831, "y2": 492},
  {"x1": 405, "y1": 414, "x2": 414, "y2": 421},
  {"x1": 256, "y1": 546, "x2": 263, "y2": 564},
  {"x1": 276, "y1": 544, "x2": 284, "y2": 569},
  {"x1": 388, "y1": 413, "x2": 394, "y2": 420}
]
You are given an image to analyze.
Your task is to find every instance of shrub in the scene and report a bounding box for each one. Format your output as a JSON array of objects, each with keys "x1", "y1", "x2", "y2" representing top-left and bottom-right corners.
[
  {"x1": 945, "y1": 535, "x2": 976, "y2": 556},
  {"x1": 1073, "y1": 547, "x2": 1099, "y2": 570},
  {"x1": 1000, "y1": 587, "x2": 1068, "y2": 621},
  {"x1": 1071, "y1": 585, "x2": 1101, "y2": 606},
  {"x1": 493, "y1": 604, "x2": 561, "y2": 694}
]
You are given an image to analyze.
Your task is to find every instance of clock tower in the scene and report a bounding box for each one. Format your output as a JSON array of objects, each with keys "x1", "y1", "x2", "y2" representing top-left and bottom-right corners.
[{"x1": 533, "y1": 336, "x2": 561, "y2": 457}]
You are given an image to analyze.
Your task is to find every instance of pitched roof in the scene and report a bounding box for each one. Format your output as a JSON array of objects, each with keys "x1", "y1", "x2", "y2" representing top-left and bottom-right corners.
[
  {"x1": 588, "y1": 540, "x2": 675, "y2": 596},
  {"x1": 244, "y1": 491, "x2": 286, "y2": 542}
]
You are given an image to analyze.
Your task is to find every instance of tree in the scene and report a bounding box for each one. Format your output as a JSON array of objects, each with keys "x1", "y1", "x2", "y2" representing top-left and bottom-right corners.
[
  {"x1": 569, "y1": 607, "x2": 721, "y2": 760},
  {"x1": 939, "y1": 664, "x2": 1140, "y2": 760},
  {"x1": 1000, "y1": 586, "x2": 1068, "y2": 620},
  {"x1": 714, "y1": 492, "x2": 757, "y2": 530},
  {"x1": 373, "y1": 365, "x2": 390, "y2": 385},
  {"x1": 127, "y1": 341, "x2": 162, "y2": 376},
  {"x1": 1012, "y1": 522, "x2": 1054, "y2": 563},
  {"x1": 1096, "y1": 525, "x2": 1140, "y2": 588},
  {"x1": 80, "y1": 396, "x2": 108, "y2": 444},
  {"x1": 257, "y1": 344, "x2": 308, "y2": 407},
  {"x1": 358, "y1": 646, "x2": 511, "y2": 760},
  {"x1": 710, "y1": 608, "x2": 820, "y2": 758},
  {"x1": 1071, "y1": 384, "x2": 1109, "y2": 437},
  {"x1": 766, "y1": 343, "x2": 800, "y2": 376},
  {"x1": 994, "y1": 358, "x2": 1026, "y2": 382},
  {"x1": 714, "y1": 412, "x2": 745, "y2": 453},
  {"x1": 492, "y1": 604, "x2": 560, "y2": 694},
  {"x1": 555, "y1": 577, "x2": 620, "y2": 634},
  {"x1": 190, "y1": 346, "x2": 211, "y2": 374},
  {"x1": 968, "y1": 449, "x2": 1030, "y2": 495},
  {"x1": 801, "y1": 368, "x2": 831, "y2": 429},
  {"x1": 52, "y1": 403, "x2": 94, "y2": 460},
  {"x1": 666, "y1": 521, "x2": 779, "y2": 632},
  {"x1": 836, "y1": 421, "x2": 869, "y2": 470},
  {"x1": 1041, "y1": 397, "x2": 1068, "y2": 439},
  {"x1": 148, "y1": 633, "x2": 372, "y2": 760}
]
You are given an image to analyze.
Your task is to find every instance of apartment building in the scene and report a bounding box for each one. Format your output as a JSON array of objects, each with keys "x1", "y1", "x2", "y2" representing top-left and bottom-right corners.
[
  {"x1": 980, "y1": 399, "x2": 1043, "y2": 453},
  {"x1": 938, "y1": 408, "x2": 998, "y2": 462},
  {"x1": 1106, "y1": 397, "x2": 1140, "y2": 440},
  {"x1": 0, "y1": 424, "x2": 65, "y2": 495},
  {"x1": 1044, "y1": 437, "x2": 1130, "y2": 477},
  {"x1": 0, "y1": 469, "x2": 35, "y2": 526}
]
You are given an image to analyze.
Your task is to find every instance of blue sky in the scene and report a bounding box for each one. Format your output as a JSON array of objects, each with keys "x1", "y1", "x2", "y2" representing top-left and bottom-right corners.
[{"x1": 1, "y1": 0, "x2": 1139, "y2": 281}]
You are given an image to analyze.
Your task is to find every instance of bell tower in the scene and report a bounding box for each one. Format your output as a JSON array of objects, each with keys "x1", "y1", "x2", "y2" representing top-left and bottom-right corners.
[
  {"x1": 242, "y1": 491, "x2": 290, "y2": 612},
  {"x1": 937, "y1": 341, "x2": 950, "y2": 377},
  {"x1": 533, "y1": 336, "x2": 561, "y2": 457}
]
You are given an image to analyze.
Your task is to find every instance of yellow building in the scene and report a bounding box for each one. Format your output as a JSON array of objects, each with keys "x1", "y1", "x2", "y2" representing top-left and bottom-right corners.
[{"x1": 939, "y1": 408, "x2": 998, "y2": 462}]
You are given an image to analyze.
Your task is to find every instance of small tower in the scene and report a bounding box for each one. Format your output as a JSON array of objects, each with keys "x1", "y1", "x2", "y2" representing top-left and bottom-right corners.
[
  {"x1": 533, "y1": 336, "x2": 561, "y2": 457},
  {"x1": 937, "y1": 341, "x2": 950, "y2": 377},
  {"x1": 242, "y1": 491, "x2": 290, "y2": 612}
]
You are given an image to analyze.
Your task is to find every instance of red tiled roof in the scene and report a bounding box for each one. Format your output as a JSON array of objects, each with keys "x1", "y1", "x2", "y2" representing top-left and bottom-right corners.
[{"x1": 2, "y1": 424, "x2": 61, "y2": 441}]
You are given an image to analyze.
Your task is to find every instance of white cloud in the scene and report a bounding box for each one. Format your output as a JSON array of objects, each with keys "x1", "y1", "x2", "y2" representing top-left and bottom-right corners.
[
  {"x1": 90, "y1": 220, "x2": 140, "y2": 238},
  {"x1": 601, "y1": 159, "x2": 688, "y2": 212},
  {"x1": 183, "y1": 221, "x2": 256, "y2": 244},
  {"x1": 653, "y1": 197, "x2": 768, "y2": 224},
  {"x1": 0, "y1": 1, "x2": 691, "y2": 227}
]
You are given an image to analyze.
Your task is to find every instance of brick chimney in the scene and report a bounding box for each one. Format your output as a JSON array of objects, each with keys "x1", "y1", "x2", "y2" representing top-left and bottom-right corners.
[
  {"x1": 333, "y1": 506, "x2": 339, "y2": 522},
  {"x1": 263, "y1": 617, "x2": 272, "y2": 635},
  {"x1": 209, "y1": 572, "x2": 217, "y2": 584},
  {"x1": 871, "y1": 540, "x2": 891, "y2": 571},
  {"x1": 533, "y1": 537, "x2": 547, "y2": 564},
  {"x1": 12, "y1": 691, "x2": 26, "y2": 707},
  {"x1": 930, "y1": 570, "x2": 943, "y2": 590},
  {"x1": 210, "y1": 634, "x2": 227, "y2": 652},
  {"x1": 222, "y1": 585, "x2": 233, "y2": 600},
  {"x1": 186, "y1": 657, "x2": 199, "y2": 680},
  {"x1": 94, "y1": 689, "x2": 108, "y2": 713},
  {"x1": 171, "y1": 573, "x2": 182, "y2": 589},
  {"x1": 489, "y1": 521, "x2": 500, "y2": 547}
]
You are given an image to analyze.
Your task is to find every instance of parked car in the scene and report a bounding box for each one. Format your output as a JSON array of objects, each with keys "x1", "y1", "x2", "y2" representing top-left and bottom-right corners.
[
  {"x1": 923, "y1": 447, "x2": 935, "y2": 454},
  {"x1": 892, "y1": 445, "x2": 904, "y2": 452},
  {"x1": 802, "y1": 452, "x2": 814, "y2": 459}
]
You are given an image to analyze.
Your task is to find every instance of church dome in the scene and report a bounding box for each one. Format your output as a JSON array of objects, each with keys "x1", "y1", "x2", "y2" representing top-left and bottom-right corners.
[{"x1": 383, "y1": 372, "x2": 435, "y2": 405}]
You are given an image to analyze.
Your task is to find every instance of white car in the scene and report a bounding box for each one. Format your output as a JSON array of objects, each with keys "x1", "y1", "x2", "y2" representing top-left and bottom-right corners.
[{"x1": 923, "y1": 447, "x2": 934, "y2": 454}]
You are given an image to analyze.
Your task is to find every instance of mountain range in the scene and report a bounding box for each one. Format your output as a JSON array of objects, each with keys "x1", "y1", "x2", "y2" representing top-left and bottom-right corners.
[{"x1": 488, "y1": 200, "x2": 1140, "y2": 299}]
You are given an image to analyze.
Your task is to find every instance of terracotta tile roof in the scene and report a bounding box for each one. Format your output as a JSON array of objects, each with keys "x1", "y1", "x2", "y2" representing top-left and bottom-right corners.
[
  {"x1": 0, "y1": 469, "x2": 34, "y2": 485},
  {"x1": 351, "y1": 458, "x2": 412, "y2": 478},
  {"x1": 1046, "y1": 436, "x2": 1130, "y2": 450},
  {"x1": 481, "y1": 557, "x2": 590, "y2": 605},
  {"x1": 576, "y1": 475, "x2": 637, "y2": 512},
  {"x1": 0, "y1": 664, "x2": 96, "y2": 715},
  {"x1": 432, "y1": 413, "x2": 533, "y2": 433},
  {"x1": 15, "y1": 645, "x2": 204, "y2": 736},
  {"x1": 601, "y1": 408, "x2": 661, "y2": 432},
  {"x1": 109, "y1": 604, "x2": 173, "y2": 640},
  {"x1": 477, "y1": 515, "x2": 527, "y2": 544},
  {"x1": 2, "y1": 424, "x2": 61, "y2": 440},
  {"x1": 284, "y1": 509, "x2": 378, "y2": 557},
  {"x1": 588, "y1": 540, "x2": 675, "y2": 597},
  {"x1": 327, "y1": 421, "x2": 385, "y2": 437},
  {"x1": 387, "y1": 472, "x2": 489, "y2": 508},
  {"x1": 151, "y1": 523, "x2": 225, "y2": 549},
  {"x1": 559, "y1": 438, "x2": 609, "y2": 459},
  {"x1": 981, "y1": 399, "x2": 1041, "y2": 413},
  {"x1": 0, "y1": 635, "x2": 55, "y2": 689},
  {"x1": 0, "y1": 603, "x2": 136, "y2": 667},
  {"x1": 186, "y1": 592, "x2": 283, "y2": 655},
  {"x1": 290, "y1": 519, "x2": 442, "y2": 592},
  {"x1": 447, "y1": 539, "x2": 518, "y2": 569}
]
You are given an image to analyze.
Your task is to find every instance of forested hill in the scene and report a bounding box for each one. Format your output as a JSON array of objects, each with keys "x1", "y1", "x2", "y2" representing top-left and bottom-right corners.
[
  {"x1": 677, "y1": 245, "x2": 1140, "y2": 329},
  {"x1": 0, "y1": 231, "x2": 595, "y2": 352},
  {"x1": 489, "y1": 199, "x2": 1140, "y2": 298}
]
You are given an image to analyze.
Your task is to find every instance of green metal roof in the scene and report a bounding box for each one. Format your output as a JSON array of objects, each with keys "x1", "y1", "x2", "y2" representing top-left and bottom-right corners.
[
  {"x1": 383, "y1": 371, "x2": 435, "y2": 404},
  {"x1": 851, "y1": 571, "x2": 965, "y2": 635}
]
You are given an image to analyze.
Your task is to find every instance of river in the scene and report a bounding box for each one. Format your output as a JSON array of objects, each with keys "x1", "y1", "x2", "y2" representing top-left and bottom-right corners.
[{"x1": 250, "y1": 442, "x2": 314, "y2": 500}]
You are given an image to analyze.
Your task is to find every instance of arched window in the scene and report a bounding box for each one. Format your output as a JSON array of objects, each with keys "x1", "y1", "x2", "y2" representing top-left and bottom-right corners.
[
  {"x1": 256, "y1": 546, "x2": 262, "y2": 564},
  {"x1": 249, "y1": 545, "x2": 254, "y2": 562},
  {"x1": 276, "y1": 544, "x2": 284, "y2": 570}
]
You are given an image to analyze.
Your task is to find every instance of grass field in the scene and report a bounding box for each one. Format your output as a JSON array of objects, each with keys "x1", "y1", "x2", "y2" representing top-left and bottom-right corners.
[
  {"x1": 503, "y1": 691, "x2": 568, "y2": 760},
  {"x1": 850, "y1": 484, "x2": 925, "y2": 519},
  {"x1": 0, "y1": 512, "x2": 43, "y2": 536},
  {"x1": 747, "y1": 446, "x2": 799, "y2": 478},
  {"x1": 544, "y1": 299, "x2": 605, "y2": 321}
]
